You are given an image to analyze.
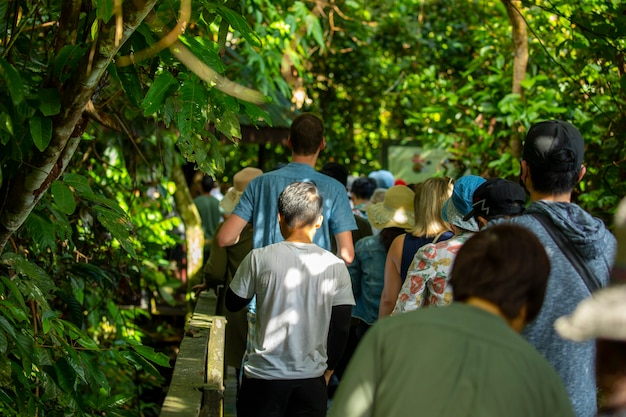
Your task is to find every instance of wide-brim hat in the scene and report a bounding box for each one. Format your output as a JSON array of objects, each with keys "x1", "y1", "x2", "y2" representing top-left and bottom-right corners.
[
  {"x1": 554, "y1": 285, "x2": 626, "y2": 342},
  {"x1": 441, "y1": 175, "x2": 485, "y2": 232},
  {"x1": 219, "y1": 167, "x2": 263, "y2": 214},
  {"x1": 366, "y1": 185, "x2": 415, "y2": 230}
]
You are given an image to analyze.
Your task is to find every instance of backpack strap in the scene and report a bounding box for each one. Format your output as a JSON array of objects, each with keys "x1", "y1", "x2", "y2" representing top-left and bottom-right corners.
[{"x1": 529, "y1": 212, "x2": 602, "y2": 293}]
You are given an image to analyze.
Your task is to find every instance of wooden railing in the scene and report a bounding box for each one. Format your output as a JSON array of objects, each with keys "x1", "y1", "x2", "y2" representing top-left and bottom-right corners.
[{"x1": 160, "y1": 291, "x2": 226, "y2": 417}]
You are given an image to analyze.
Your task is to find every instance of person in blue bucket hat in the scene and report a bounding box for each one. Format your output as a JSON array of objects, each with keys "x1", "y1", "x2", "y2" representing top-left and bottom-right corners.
[
  {"x1": 441, "y1": 175, "x2": 486, "y2": 233},
  {"x1": 391, "y1": 175, "x2": 486, "y2": 314}
]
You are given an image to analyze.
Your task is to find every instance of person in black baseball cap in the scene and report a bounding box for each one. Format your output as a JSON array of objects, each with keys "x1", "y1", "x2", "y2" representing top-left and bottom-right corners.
[
  {"x1": 505, "y1": 119, "x2": 616, "y2": 417},
  {"x1": 521, "y1": 119, "x2": 586, "y2": 197},
  {"x1": 463, "y1": 178, "x2": 527, "y2": 228}
]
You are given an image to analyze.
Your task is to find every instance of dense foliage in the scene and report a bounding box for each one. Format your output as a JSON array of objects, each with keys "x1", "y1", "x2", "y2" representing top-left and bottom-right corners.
[{"x1": 0, "y1": 0, "x2": 624, "y2": 415}]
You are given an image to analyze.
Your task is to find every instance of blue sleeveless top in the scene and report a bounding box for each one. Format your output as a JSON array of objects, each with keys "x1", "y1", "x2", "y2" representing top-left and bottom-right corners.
[{"x1": 400, "y1": 231, "x2": 454, "y2": 283}]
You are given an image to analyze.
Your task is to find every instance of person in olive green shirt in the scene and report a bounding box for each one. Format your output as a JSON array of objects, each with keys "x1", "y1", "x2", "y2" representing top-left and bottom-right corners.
[{"x1": 329, "y1": 224, "x2": 575, "y2": 417}]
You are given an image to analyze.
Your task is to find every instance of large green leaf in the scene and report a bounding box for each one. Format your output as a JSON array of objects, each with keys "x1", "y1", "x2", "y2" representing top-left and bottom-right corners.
[
  {"x1": 93, "y1": 206, "x2": 136, "y2": 258},
  {"x1": 41, "y1": 310, "x2": 60, "y2": 335},
  {"x1": 215, "y1": 109, "x2": 241, "y2": 139},
  {"x1": 141, "y1": 71, "x2": 178, "y2": 116},
  {"x1": 216, "y1": 5, "x2": 262, "y2": 48},
  {"x1": 0, "y1": 276, "x2": 27, "y2": 313},
  {"x1": 0, "y1": 58, "x2": 24, "y2": 105},
  {"x1": 108, "y1": 64, "x2": 143, "y2": 107},
  {"x1": 177, "y1": 75, "x2": 207, "y2": 139},
  {"x1": 62, "y1": 173, "x2": 94, "y2": 196},
  {"x1": 51, "y1": 181, "x2": 76, "y2": 215},
  {"x1": 131, "y1": 344, "x2": 171, "y2": 368},
  {"x1": 0, "y1": 111, "x2": 13, "y2": 138},
  {"x1": 38, "y1": 88, "x2": 62, "y2": 116},
  {"x1": 30, "y1": 113, "x2": 53, "y2": 151},
  {"x1": 179, "y1": 36, "x2": 227, "y2": 74},
  {"x1": 0, "y1": 316, "x2": 17, "y2": 340},
  {"x1": 54, "y1": 357, "x2": 77, "y2": 393},
  {"x1": 1, "y1": 253, "x2": 56, "y2": 297},
  {"x1": 0, "y1": 388, "x2": 16, "y2": 414},
  {"x1": 83, "y1": 355, "x2": 110, "y2": 391},
  {"x1": 53, "y1": 45, "x2": 85, "y2": 82},
  {"x1": 0, "y1": 331, "x2": 6, "y2": 355},
  {"x1": 119, "y1": 350, "x2": 161, "y2": 378},
  {"x1": 95, "y1": 0, "x2": 115, "y2": 23},
  {"x1": 23, "y1": 213, "x2": 56, "y2": 253}
]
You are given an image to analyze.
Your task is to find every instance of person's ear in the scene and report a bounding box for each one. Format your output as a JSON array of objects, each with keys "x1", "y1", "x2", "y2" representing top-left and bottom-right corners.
[
  {"x1": 578, "y1": 164, "x2": 586, "y2": 182},
  {"x1": 319, "y1": 137, "x2": 326, "y2": 151},
  {"x1": 509, "y1": 305, "x2": 528, "y2": 333},
  {"x1": 315, "y1": 215, "x2": 323, "y2": 229},
  {"x1": 477, "y1": 216, "x2": 489, "y2": 229},
  {"x1": 287, "y1": 137, "x2": 293, "y2": 149},
  {"x1": 520, "y1": 160, "x2": 529, "y2": 185}
]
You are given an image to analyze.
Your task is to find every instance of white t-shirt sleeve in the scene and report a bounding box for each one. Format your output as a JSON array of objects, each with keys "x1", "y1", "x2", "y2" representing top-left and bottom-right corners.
[
  {"x1": 333, "y1": 263, "x2": 356, "y2": 306},
  {"x1": 229, "y1": 251, "x2": 255, "y2": 299}
]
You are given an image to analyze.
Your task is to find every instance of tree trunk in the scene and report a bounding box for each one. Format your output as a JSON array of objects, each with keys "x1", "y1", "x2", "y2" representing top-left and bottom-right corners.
[
  {"x1": 502, "y1": 0, "x2": 528, "y2": 157},
  {"x1": 0, "y1": 0, "x2": 157, "y2": 254},
  {"x1": 171, "y1": 162, "x2": 204, "y2": 314}
]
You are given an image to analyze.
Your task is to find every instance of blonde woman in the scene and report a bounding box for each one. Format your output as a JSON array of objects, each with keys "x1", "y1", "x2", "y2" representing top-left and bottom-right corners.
[{"x1": 378, "y1": 177, "x2": 453, "y2": 318}]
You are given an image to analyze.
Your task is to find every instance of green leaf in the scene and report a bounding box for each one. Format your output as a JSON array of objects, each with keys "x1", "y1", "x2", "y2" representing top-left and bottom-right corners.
[
  {"x1": 103, "y1": 393, "x2": 134, "y2": 409},
  {"x1": 0, "y1": 111, "x2": 14, "y2": 137},
  {"x1": 131, "y1": 344, "x2": 171, "y2": 368},
  {"x1": 62, "y1": 173, "x2": 94, "y2": 196},
  {"x1": 305, "y1": 14, "x2": 325, "y2": 51},
  {"x1": 0, "y1": 331, "x2": 6, "y2": 354},
  {"x1": 44, "y1": 204, "x2": 72, "y2": 243},
  {"x1": 0, "y1": 302, "x2": 28, "y2": 323},
  {"x1": 96, "y1": 0, "x2": 115, "y2": 23},
  {"x1": 38, "y1": 89, "x2": 62, "y2": 116},
  {"x1": 62, "y1": 321, "x2": 99, "y2": 350},
  {"x1": 179, "y1": 36, "x2": 227, "y2": 74},
  {"x1": 54, "y1": 357, "x2": 76, "y2": 392},
  {"x1": 93, "y1": 206, "x2": 136, "y2": 257},
  {"x1": 30, "y1": 113, "x2": 53, "y2": 151},
  {"x1": 71, "y1": 263, "x2": 114, "y2": 286},
  {"x1": 24, "y1": 212, "x2": 56, "y2": 252},
  {"x1": 215, "y1": 109, "x2": 241, "y2": 139},
  {"x1": 0, "y1": 276, "x2": 27, "y2": 313},
  {"x1": 216, "y1": 5, "x2": 261, "y2": 48},
  {"x1": 1, "y1": 253, "x2": 57, "y2": 297},
  {"x1": 242, "y1": 102, "x2": 272, "y2": 127},
  {"x1": 83, "y1": 354, "x2": 109, "y2": 390},
  {"x1": 0, "y1": 58, "x2": 24, "y2": 105},
  {"x1": 53, "y1": 45, "x2": 85, "y2": 82},
  {"x1": 0, "y1": 316, "x2": 16, "y2": 340},
  {"x1": 13, "y1": 332, "x2": 34, "y2": 361},
  {"x1": 109, "y1": 64, "x2": 143, "y2": 107},
  {"x1": 119, "y1": 350, "x2": 162, "y2": 378},
  {"x1": 41, "y1": 310, "x2": 60, "y2": 335},
  {"x1": 177, "y1": 76, "x2": 207, "y2": 139},
  {"x1": 51, "y1": 181, "x2": 76, "y2": 214},
  {"x1": 142, "y1": 71, "x2": 178, "y2": 116},
  {"x1": 57, "y1": 291, "x2": 83, "y2": 327},
  {"x1": 0, "y1": 388, "x2": 16, "y2": 414}
]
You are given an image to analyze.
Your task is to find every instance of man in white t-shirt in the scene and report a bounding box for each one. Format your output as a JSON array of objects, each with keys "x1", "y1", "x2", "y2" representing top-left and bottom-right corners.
[{"x1": 226, "y1": 182, "x2": 355, "y2": 417}]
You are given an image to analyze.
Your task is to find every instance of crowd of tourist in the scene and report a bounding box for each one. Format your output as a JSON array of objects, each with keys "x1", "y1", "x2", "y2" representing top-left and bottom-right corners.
[{"x1": 192, "y1": 114, "x2": 625, "y2": 417}]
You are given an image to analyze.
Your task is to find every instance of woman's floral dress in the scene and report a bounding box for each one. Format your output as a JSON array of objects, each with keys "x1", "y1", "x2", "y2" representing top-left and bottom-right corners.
[{"x1": 392, "y1": 233, "x2": 474, "y2": 314}]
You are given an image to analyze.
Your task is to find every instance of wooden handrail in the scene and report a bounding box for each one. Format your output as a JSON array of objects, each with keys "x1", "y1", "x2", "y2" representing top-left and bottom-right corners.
[{"x1": 160, "y1": 291, "x2": 226, "y2": 417}]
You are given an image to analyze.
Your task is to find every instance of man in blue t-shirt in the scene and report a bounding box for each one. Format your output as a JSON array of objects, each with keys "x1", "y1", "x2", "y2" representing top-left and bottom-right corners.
[{"x1": 216, "y1": 113, "x2": 356, "y2": 264}]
